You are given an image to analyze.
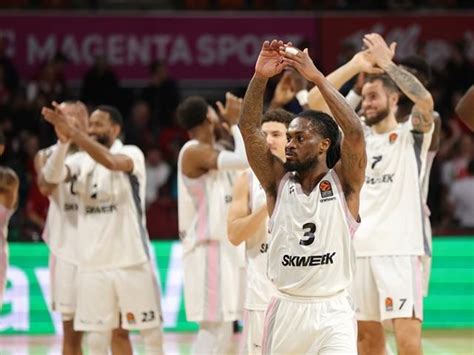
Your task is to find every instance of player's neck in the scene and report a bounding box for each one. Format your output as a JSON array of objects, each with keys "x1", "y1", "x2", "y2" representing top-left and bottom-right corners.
[
  {"x1": 190, "y1": 126, "x2": 215, "y2": 145},
  {"x1": 297, "y1": 166, "x2": 328, "y2": 195},
  {"x1": 372, "y1": 115, "x2": 398, "y2": 134}
]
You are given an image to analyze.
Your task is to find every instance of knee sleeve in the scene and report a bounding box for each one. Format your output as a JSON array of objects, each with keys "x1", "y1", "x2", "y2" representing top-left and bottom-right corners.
[
  {"x1": 140, "y1": 327, "x2": 163, "y2": 355},
  {"x1": 87, "y1": 331, "x2": 112, "y2": 355}
]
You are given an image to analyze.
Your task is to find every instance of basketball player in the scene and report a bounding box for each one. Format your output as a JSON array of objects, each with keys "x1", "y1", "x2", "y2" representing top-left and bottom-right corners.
[
  {"x1": 177, "y1": 93, "x2": 248, "y2": 354},
  {"x1": 41, "y1": 104, "x2": 163, "y2": 355},
  {"x1": 36, "y1": 101, "x2": 132, "y2": 355},
  {"x1": 239, "y1": 39, "x2": 366, "y2": 354},
  {"x1": 456, "y1": 85, "x2": 474, "y2": 131},
  {"x1": 306, "y1": 36, "x2": 436, "y2": 354},
  {"x1": 352, "y1": 34, "x2": 434, "y2": 355},
  {"x1": 227, "y1": 108, "x2": 292, "y2": 354},
  {"x1": 344, "y1": 56, "x2": 441, "y2": 297},
  {"x1": 0, "y1": 166, "x2": 19, "y2": 309}
]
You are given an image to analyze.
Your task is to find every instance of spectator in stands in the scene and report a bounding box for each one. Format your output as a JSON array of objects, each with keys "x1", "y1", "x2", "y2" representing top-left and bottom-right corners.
[
  {"x1": 145, "y1": 146, "x2": 171, "y2": 208},
  {"x1": 140, "y1": 60, "x2": 180, "y2": 130},
  {"x1": 81, "y1": 56, "x2": 120, "y2": 107},
  {"x1": 0, "y1": 36, "x2": 19, "y2": 97},
  {"x1": 448, "y1": 160, "x2": 474, "y2": 228},
  {"x1": 124, "y1": 100, "x2": 154, "y2": 152}
]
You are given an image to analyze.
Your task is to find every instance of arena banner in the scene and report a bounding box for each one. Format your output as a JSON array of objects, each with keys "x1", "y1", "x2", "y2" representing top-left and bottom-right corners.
[
  {"x1": 319, "y1": 14, "x2": 474, "y2": 72},
  {"x1": 0, "y1": 14, "x2": 317, "y2": 82},
  {"x1": 0, "y1": 238, "x2": 473, "y2": 335}
]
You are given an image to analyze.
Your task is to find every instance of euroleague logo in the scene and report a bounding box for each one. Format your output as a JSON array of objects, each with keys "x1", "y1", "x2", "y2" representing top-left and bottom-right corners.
[
  {"x1": 385, "y1": 297, "x2": 393, "y2": 312},
  {"x1": 319, "y1": 180, "x2": 333, "y2": 198},
  {"x1": 389, "y1": 133, "x2": 398, "y2": 144}
]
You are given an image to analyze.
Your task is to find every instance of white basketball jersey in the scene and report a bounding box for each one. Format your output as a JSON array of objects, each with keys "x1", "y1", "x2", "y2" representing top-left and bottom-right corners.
[
  {"x1": 354, "y1": 120, "x2": 433, "y2": 256},
  {"x1": 245, "y1": 171, "x2": 276, "y2": 310},
  {"x1": 178, "y1": 140, "x2": 236, "y2": 254},
  {"x1": 268, "y1": 170, "x2": 359, "y2": 298},
  {"x1": 42, "y1": 146, "x2": 80, "y2": 264},
  {"x1": 66, "y1": 140, "x2": 150, "y2": 270},
  {"x1": 421, "y1": 151, "x2": 436, "y2": 257}
]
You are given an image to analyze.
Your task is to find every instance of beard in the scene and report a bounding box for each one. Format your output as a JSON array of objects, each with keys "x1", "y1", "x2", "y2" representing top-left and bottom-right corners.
[
  {"x1": 364, "y1": 105, "x2": 390, "y2": 126},
  {"x1": 283, "y1": 156, "x2": 318, "y2": 173},
  {"x1": 94, "y1": 134, "x2": 111, "y2": 147}
]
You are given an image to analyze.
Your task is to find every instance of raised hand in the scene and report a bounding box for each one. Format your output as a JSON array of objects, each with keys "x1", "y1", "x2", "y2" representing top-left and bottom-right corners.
[
  {"x1": 42, "y1": 102, "x2": 73, "y2": 142},
  {"x1": 362, "y1": 33, "x2": 397, "y2": 69},
  {"x1": 255, "y1": 40, "x2": 287, "y2": 79},
  {"x1": 216, "y1": 92, "x2": 243, "y2": 126},
  {"x1": 351, "y1": 50, "x2": 384, "y2": 75},
  {"x1": 280, "y1": 46, "x2": 323, "y2": 83}
]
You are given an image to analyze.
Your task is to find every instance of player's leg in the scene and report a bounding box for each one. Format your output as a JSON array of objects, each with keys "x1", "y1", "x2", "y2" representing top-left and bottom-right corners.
[
  {"x1": 74, "y1": 270, "x2": 119, "y2": 353},
  {"x1": 318, "y1": 294, "x2": 357, "y2": 355},
  {"x1": 371, "y1": 255, "x2": 424, "y2": 355},
  {"x1": 62, "y1": 316, "x2": 83, "y2": 355},
  {"x1": 243, "y1": 309, "x2": 266, "y2": 354},
  {"x1": 50, "y1": 256, "x2": 83, "y2": 355},
  {"x1": 111, "y1": 326, "x2": 132, "y2": 355},
  {"x1": 194, "y1": 321, "x2": 233, "y2": 354},
  {"x1": 87, "y1": 330, "x2": 112, "y2": 355},
  {"x1": 350, "y1": 257, "x2": 385, "y2": 355},
  {"x1": 115, "y1": 262, "x2": 163, "y2": 354},
  {"x1": 393, "y1": 317, "x2": 422, "y2": 355}
]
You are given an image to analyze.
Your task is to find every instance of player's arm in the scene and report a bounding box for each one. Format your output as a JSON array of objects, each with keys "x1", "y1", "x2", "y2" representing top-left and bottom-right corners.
[
  {"x1": 364, "y1": 33, "x2": 434, "y2": 133},
  {"x1": 283, "y1": 47, "x2": 366, "y2": 218},
  {"x1": 308, "y1": 50, "x2": 385, "y2": 112},
  {"x1": 35, "y1": 149, "x2": 58, "y2": 196},
  {"x1": 42, "y1": 105, "x2": 134, "y2": 173},
  {"x1": 455, "y1": 85, "x2": 474, "y2": 132},
  {"x1": 227, "y1": 171, "x2": 268, "y2": 246},
  {"x1": 430, "y1": 112, "x2": 441, "y2": 152},
  {"x1": 240, "y1": 40, "x2": 288, "y2": 211}
]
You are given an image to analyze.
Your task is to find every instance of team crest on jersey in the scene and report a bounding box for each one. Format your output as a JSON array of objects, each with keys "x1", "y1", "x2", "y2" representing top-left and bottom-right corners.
[
  {"x1": 126, "y1": 312, "x2": 136, "y2": 324},
  {"x1": 385, "y1": 297, "x2": 393, "y2": 312},
  {"x1": 319, "y1": 180, "x2": 333, "y2": 198},
  {"x1": 389, "y1": 133, "x2": 398, "y2": 144}
]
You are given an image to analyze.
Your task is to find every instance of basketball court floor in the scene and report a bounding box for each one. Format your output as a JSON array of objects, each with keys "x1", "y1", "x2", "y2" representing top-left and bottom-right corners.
[{"x1": 1, "y1": 329, "x2": 473, "y2": 354}]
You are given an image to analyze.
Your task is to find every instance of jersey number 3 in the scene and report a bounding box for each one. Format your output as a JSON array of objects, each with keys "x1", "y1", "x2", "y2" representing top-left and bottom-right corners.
[{"x1": 299, "y1": 222, "x2": 316, "y2": 246}]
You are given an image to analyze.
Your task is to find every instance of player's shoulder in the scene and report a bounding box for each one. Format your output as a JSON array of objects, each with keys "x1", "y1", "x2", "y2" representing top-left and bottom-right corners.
[{"x1": 119, "y1": 144, "x2": 145, "y2": 158}]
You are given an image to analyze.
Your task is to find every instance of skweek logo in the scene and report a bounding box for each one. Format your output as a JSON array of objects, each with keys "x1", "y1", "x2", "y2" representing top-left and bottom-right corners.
[
  {"x1": 385, "y1": 297, "x2": 393, "y2": 312},
  {"x1": 319, "y1": 180, "x2": 333, "y2": 198},
  {"x1": 365, "y1": 174, "x2": 395, "y2": 185},
  {"x1": 281, "y1": 252, "x2": 336, "y2": 267}
]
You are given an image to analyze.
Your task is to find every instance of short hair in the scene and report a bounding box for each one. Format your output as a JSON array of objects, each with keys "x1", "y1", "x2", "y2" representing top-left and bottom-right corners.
[
  {"x1": 296, "y1": 110, "x2": 341, "y2": 168},
  {"x1": 399, "y1": 56, "x2": 431, "y2": 85},
  {"x1": 262, "y1": 109, "x2": 294, "y2": 128},
  {"x1": 96, "y1": 105, "x2": 123, "y2": 128},
  {"x1": 364, "y1": 74, "x2": 399, "y2": 94},
  {"x1": 177, "y1": 96, "x2": 209, "y2": 131}
]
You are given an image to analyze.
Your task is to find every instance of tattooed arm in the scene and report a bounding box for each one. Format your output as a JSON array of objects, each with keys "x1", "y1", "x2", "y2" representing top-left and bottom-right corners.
[
  {"x1": 282, "y1": 47, "x2": 366, "y2": 219},
  {"x1": 240, "y1": 40, "x2": 287, "y2": 214},
  {"x1": 364, "y1": 33, "x2": 434, "y2": 133}
]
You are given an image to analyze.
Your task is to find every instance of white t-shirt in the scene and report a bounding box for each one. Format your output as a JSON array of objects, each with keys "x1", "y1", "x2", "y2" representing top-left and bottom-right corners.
[
  {"x1": 42, "y1": 145, "x2": 80, "y2": 264},
  {"x1": 245, "y1": 170, "x2": 276, "y2": 311},
  {"x1": 66, "y1": 140, "x2": 150, "y2": 270},
  {"x1": 268, "y1": 170, "x2": 359, "y2": 298},
  {"x1": 354, "y1": 120, "x2": 433, "y2": 256}
]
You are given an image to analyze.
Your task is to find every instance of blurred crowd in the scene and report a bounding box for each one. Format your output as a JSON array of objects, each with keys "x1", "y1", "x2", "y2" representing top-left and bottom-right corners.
[
  {"x1": 0, "y1": 27, "x2": 472, "y2": 241},
  {"x1": 0, "y1": 0, "x2": 473, "y2": 10}
]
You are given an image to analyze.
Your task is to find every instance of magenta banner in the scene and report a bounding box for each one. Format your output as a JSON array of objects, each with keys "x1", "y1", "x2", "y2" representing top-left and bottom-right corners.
[{"x1": 0, "y1": 14, "x2": 317, "y2": 82}]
